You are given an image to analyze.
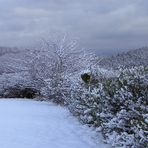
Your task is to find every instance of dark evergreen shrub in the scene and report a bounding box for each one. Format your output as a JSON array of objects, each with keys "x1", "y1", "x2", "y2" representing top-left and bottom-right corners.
[{"x1": 1, "y1": 86, "x2": 40, "y2": 99}]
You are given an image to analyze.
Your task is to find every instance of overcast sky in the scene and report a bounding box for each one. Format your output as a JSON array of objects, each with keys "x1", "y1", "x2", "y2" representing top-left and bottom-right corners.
[{"x1": 0, "y1": 0, "x2": 148, "y2": 54}]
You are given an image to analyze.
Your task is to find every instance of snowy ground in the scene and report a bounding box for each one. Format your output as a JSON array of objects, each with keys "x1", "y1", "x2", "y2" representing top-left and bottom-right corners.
[{"x1": 0, "y1": 99, "x2": 109, "y2": 148}]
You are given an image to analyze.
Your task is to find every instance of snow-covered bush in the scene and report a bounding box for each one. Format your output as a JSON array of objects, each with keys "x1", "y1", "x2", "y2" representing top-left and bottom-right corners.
[
  {"x1": 101, "y1": 67, "x2": 148, "y2": 147},
  {"x1": 71, "y1": 66, "x2": 148, "y2": 148}
]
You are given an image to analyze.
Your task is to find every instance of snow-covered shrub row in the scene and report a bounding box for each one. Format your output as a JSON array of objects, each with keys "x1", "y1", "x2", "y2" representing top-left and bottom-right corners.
[{"x1": 71, "y1": 66, "x2": 148, "y2": 148}]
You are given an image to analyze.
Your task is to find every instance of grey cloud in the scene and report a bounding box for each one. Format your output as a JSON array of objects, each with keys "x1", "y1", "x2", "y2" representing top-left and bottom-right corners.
[{"x1": 0, "y1": 0, "x2": 148, "y2": 53}]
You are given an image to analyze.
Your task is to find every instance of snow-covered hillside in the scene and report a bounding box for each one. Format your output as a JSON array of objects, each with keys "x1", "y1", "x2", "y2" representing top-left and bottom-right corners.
[
  {"x1": 0, "y1": 47, "x2": 31, "y2": 74},
  {"x1": 0, "y1": 99, "x2": 109, "y2": 148},
  {"x1": 99, "y1": 47, "x2": 148, "y2": 69}
]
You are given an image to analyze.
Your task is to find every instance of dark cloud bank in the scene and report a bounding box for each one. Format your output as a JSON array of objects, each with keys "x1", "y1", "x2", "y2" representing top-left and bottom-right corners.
[{"x1": 0, "y1": 0, "x2": 148, "y2": 54}]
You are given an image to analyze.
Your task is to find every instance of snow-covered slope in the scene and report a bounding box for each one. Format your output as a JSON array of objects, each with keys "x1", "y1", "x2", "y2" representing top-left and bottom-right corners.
[
  {"x1": 99, "y1": 47, "x2": 148, "y2": 69},
  {"x1": 0, "y1": 48, "x2": 31, "y2": 74},
  {"x1": 0, "y1": 99, "x2": 109, "y2": 148}
]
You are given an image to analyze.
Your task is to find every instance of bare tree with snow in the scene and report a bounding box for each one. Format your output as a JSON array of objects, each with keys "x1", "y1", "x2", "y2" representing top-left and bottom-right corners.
[{"x1": 27, "y1": 34, "x2": 96, "y2": 103}]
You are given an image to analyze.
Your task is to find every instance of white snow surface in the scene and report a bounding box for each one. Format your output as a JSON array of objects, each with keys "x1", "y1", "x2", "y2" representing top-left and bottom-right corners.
[{"x1": 0, "y1": 99, "x2": 109, "y2": 148}]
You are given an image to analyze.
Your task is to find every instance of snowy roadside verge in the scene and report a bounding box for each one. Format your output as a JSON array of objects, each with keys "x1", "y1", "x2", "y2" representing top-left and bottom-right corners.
[{"x1": 0, "y1": 99, "x2": 109, "y2": 148}]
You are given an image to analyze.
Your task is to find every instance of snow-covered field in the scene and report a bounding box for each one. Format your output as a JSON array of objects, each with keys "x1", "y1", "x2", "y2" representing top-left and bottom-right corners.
[{"x1": 0, "y1": 99, "x2": 109, "y2": 148}]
